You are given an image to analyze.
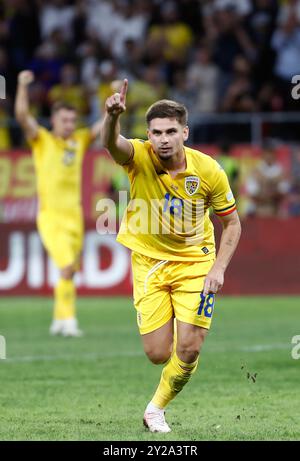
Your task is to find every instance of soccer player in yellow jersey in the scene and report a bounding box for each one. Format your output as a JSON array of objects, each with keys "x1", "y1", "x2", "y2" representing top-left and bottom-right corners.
[
  {"x1": 100, "y1": 80, "x2": 241, "y2": 432},
  {"x1": 15, "y1": 70, "x2": 102, "y2": 337}
]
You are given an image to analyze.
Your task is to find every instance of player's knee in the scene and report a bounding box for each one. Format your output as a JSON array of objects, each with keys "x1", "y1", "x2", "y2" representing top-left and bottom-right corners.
[
  {"x1": 176, "y1": 345, "x2": 200, "y2": 364},
  {"x1": 145, "y1": 349, "x2": 171, "y2": 365},
  {"x1": 61, "y1": 265, "x2": 75, "y2": 279}
]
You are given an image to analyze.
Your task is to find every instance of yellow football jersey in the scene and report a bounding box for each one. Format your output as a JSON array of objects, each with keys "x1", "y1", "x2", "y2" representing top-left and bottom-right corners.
[
  {"x1": 29, "y1": 127, "x2": 92, "y2": 212},
  {"x1": 117, "y1": 139, "x2": 236, "y2": 261}
]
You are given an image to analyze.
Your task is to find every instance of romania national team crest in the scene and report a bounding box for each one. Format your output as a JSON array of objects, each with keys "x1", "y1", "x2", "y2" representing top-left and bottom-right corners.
[
  {"x1": 63, "y1": 149, "x2": 75, "y2": 166},
  {"x1": 185, "y1": 176, "x2": 200, "y2": 196}
]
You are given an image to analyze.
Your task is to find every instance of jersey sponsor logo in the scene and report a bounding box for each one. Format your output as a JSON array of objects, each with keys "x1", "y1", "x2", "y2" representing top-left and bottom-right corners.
[
  {"x1": 201, "y1": 246, "x2": 209, "y2": 254},
  {"x1": 185, "y1": 176, "x2": 200, "y2": 196}
]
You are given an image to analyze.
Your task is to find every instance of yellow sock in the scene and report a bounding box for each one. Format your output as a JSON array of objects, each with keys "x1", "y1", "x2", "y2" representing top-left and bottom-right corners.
[
  {"x1": 54, "y1": 278, "x2": 76, "y2": 320},
  {"x1": 152, "y1": 351, "x2": 199, "y2": 409}
]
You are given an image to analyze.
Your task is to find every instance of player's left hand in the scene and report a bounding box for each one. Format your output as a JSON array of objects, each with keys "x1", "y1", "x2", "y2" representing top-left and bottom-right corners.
[
  {"x1": 105, "y1": 78, "x2": 128, "y2": 117},
  {"x1": 202, "y1": 266, "x2": 224, "y2": 296}
]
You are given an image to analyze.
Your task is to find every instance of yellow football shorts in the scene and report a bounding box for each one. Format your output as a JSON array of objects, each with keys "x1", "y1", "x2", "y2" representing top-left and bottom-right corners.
[
  {"x1": 37, "y1": 209, "x2": 83, "y2": 269},
  {"x1": 131, "y1": 251, "x2": 216, "y2": 335}
]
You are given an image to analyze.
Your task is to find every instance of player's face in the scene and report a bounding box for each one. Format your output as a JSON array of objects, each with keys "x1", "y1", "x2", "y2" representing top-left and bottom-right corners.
[
  {"x1": 147, "y1": 118, "x2": 189, "y2": 162},
  {"x1": 51, "y1": 109, "x2": 77, "y2": 139}
]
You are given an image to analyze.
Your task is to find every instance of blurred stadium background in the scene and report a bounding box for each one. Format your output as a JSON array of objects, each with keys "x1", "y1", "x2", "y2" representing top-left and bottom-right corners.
[{"x1": 0, "y1": 0, "x2": 300, "y2": 441}]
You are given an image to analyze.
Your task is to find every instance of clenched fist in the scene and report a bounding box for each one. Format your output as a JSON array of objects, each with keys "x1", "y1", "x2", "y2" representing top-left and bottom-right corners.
[
  {"x1": 18, "y1": 70, "x2": 34, "y2": 86},
  {"x1": 105, "y1": 79, "x2": 128, "y2": 117}
]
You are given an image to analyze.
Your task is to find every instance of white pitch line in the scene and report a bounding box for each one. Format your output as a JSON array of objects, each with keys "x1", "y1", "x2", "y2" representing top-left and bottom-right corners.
[
  {"x1": 239, "y1": 343, "x2": 290, "y2": 352},
  {"x1": 2, "y1": 343, "x2": 291, "y2": 363},
  {"x1": 4, "y1": 350, "x2": 144, "y2": 363}
]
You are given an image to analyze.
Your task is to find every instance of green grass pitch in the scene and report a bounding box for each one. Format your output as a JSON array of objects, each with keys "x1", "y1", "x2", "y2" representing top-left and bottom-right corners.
[{"x1": 0, "y1": 296, "x2": 299, "y2": 441}]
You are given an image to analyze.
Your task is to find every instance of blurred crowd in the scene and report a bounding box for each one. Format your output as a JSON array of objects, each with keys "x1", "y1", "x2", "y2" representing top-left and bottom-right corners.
[
  {"x1": 1, "y1": 0, "x2": 300, "y2": 217},
  {"x1": 217, "y1": 142, "x2": 300, "y2": 218},
  {"x1": 1, "y1": 0, "x2": 300, "y2": 140}
]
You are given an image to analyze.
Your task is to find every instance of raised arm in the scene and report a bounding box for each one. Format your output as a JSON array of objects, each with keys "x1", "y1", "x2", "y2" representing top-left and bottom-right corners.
[
  {"x1": 15, "y1": 70, "x2": 39, "y2": 141},
  {"x1": 203, "y1": 210, "x2": 241, "y2": 296},
  {"x1": 100, "y1": 78, "x2": 133, "y2": 165}
]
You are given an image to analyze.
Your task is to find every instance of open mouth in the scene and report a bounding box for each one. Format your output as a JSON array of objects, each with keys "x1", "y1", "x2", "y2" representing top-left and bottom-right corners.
[{"x1": 159, "y1": 147, "x2": 171, "y2": 153}]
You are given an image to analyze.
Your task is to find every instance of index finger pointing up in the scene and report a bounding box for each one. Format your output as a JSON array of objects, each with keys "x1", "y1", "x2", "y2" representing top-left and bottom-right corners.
[{"x1": 120, "y1": 78, "x2": 128, "y2": 103}]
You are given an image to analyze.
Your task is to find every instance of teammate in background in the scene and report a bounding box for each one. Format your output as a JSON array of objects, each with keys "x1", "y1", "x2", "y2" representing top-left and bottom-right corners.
[
  {"x1": 100, "y1": 79, "x2": 241, "y2": 432},
  {"x1": 15, "y1": 70, "x2": 102, "y2": 337}
]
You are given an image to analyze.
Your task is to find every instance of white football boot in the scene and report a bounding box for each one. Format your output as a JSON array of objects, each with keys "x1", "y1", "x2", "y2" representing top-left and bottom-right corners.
[
  {"x1": 61, "y1": 318, "x2": 83, "y2": 337},
  {"x1": 49, "y1": 319, "x2": 65, "y2": 336},
  {"x1": 143, "y1": 409, "x2": 171, "y2": 433}
]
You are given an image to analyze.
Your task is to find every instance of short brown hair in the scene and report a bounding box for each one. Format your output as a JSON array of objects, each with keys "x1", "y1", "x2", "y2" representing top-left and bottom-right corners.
[
  {"x1": 51, "y1": 101, "x2": 77, "y2": 115},
  {"x1": 146, "y1": 99, "x2": 188, "y2": 126}
]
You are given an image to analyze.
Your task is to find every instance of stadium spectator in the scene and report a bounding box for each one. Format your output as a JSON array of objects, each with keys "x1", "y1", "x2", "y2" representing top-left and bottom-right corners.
[
  {"x1": 39, "y1": 0, "x2": 75, "y2": 41},
  {"x1": 97, "y1": 60, "x2": 121, "y2": 112},
  {"x1": 126, "y1": 64, "x2": 167, "y2": 138},
  {"x1": 168, "y1": 69, "x2": 194, "y2": 112},
  {"x1": 86, "y1": 0, "x2": 123, "y2": 48},
  {"x1": 78, "y1": 40, "x2": 101, "y2": 91},
  {"x1": 214, "y1": 0, "x2": 252, "y2": 17},
  {"x1": 177, "y1": 0, "x2": 203, "y2": 35},
  {"x1": 220, "y1": 55, "x2": 256, "y2": 112},
  {"x1": 245, "y1": 0, "x2": 278, "y2": 88},
  {"x1": 272, "y1": 8, "x2": 300, "y2": 109},
  {"x1": 212, "y1": 4, "x2": 256, "y2": 98},
  {"x1": 186, "y1": 44, "x2": 219, "y2": 113},
  {"x1": 277, "y1": 0, "x2": 300, "y2": 25},
  {"x1": 109, "y1": 0, "x2": 149, "y2": 60},
  {"x1": 147, "y1": 1, "x2": 193, "y2": 67},
  {"x1": 28, "y1": 41, "x2": 64, "y2": 90},
  {"x1": 8, "y1": 0, "x2": 41, "y2": 72},
  {"x1": 245, "y1": 144, "x2": 290, "y2": 216},
  {"x1": 72, "y1": 0, "x2": 89, "y2": 48},
  {"x1": 116, "y1": 38, "x2": 144, "y2": 81},
  {"x1": 47, "y1": 28, "x2": 72, "y2": 62},
  {"x1": 48, "y1": 63, "x2": 88, "y2": 117}
]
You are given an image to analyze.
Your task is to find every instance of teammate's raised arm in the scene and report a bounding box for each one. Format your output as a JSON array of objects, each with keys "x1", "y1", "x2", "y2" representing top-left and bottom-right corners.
[
  {"x1": 100, "y1": 78, "x2": 133, "y2": 165},
  {"x1": 15, "y1": 70, "x2": 39, "y2": 141}
]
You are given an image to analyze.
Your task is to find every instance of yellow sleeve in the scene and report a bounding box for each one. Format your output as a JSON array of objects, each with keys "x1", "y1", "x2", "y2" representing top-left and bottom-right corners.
[
  {"x1": 121, "y1": 138, "x2": 146, "y2": 174},
  {"x1": 210, "y1": 162, "x2": 237, "y2": 216},
  {"x1": 27, "y1": 126, "x2": 50, "y2": 155},
  {"x1": 75, "y1": 128, "x2": 92, "y2": 152}
]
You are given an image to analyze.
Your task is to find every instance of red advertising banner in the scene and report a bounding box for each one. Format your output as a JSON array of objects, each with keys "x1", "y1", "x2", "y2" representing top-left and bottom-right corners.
[
  {"x1": 0, "y1": 148, "x2": 128, "y2": 223},
  {"x1": 0, "y1": 223, "x2": 132, "y2": 296},
  {"x1": 0, "y1": 219, "x2": 300, "y2": 296}
]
